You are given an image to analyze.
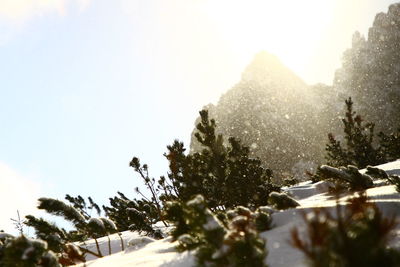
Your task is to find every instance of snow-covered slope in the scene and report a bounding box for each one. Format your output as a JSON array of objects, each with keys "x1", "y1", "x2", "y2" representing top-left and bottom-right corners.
[{"x1": 76, "y1": 160, "x2": 400, "y2": 267}]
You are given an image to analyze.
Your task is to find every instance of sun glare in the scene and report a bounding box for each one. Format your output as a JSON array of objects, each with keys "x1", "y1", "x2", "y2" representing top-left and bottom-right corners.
[{"x1": 204, "y1": 0, "x2": 336, "y2": 82}]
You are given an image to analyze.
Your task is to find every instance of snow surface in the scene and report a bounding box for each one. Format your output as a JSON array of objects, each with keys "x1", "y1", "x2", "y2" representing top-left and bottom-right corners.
[{"x1": 76, "y1": 160, "x2": 400, "y2": 267}]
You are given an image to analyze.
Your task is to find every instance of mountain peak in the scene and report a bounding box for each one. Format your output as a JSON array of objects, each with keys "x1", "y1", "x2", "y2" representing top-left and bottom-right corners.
[{"x1": 241, "y1": 51, "x2": 306, "y2": 88}]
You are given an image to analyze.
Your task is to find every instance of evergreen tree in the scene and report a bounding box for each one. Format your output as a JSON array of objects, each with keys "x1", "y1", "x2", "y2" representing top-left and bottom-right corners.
[
  {"x1": 325, "y1": 98, "x2": 383, "y2": 168},
  {"x1": 163, "y1": 110, "x2": 280, "y2": 210},
  {"x1": 267, "y1": 192, "x2": 300, "y2": 210},
  {"x1": 378, "y1": 128, "x2": 400, "y2": 162},
  {"x1": 164, "y1": 195, "x2": 269, "y2": 267},
  {"x1": 0, "y1": 235, "x2": 60, "y2": 267},
  {"x1": 291, "y1": 193, "x2": 400, "y2": 266},
  {"x1": 317, "y1": 165, "x2": 374, "y2": 191},
  {"x1": 65, "y1": 194, "x2": 101, "y2": 220},
  {"x1": 24, "y1": 216, "x2": 67, "y2": 253},
  {"x1": 366, "y1": 166, "x2": 400, "y2": 193},
  {"x1": 102, "y1": 192, "x2": 161, "y2": 237},
  {"x1": 26, "y1": 197, "x2": 120, "y2": 259}
]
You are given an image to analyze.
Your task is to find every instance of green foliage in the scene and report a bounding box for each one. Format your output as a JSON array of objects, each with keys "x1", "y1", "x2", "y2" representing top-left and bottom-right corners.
[
  {"x1": 291, "y1": 194, "x2": 400, "y2": 267},
  {"x1": 65, "y1": 194, "x2": 101, "y2": 220},
  {"x1": 24, "y1": 215, "x2": 67, "y2": 253},
  {"x1": 0, "y1": 232, "x2": 14, "y2": 264},
  {"x1": 325, "y1": 98, "x2": 384, "y2": 169},
  {"x1": 27, "y1": 197, "x2": 123, "y2": 259},
  {"x1": 164, "y1": 195, "x2": 269, "y2": 267},
  {"x1": 366, "y1": 166, "x2": 400, "y2": 193},
  {"x1": 163, "y1": 110, "x2": 280, "y2": 210},
  {"x1": 281, "y1": 176, "x2": 300, "y2": 187},
  {"x1": 37, "y1": 198, "x2": 86, "y2": 231},
  {"x1": 317, "y1": 165, "x2": 373, "y2": 191},
  {"x1": 129, "y1": 158, "x2": 167, "y2": 227},
  {"x1": 0, "y1": 235, "x2": 60, "y2": 267},
  {"x1": 267, "y1": 192, "x2": 300, "y2": 210},
  {"x1": 379, "y1": 128, "x2": 400, "y2": 162},
  {"x1": 103, "y1": 192, "x2": 162, "y2": 238},
  {"x1": 387, "y1": 175, "x2": 400, "y2": 193}
]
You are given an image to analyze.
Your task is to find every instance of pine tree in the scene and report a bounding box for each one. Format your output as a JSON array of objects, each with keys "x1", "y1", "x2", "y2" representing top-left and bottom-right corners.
[
  {"x1": 164, "y1": 195, "x2": 269, "y2": 267},
  {"x1": 102, "y1": 192, "x2": 161, "y2": 237},
  {"x1": 27, "y1": 197, "x2": 120, "y2": 259},
  {"x1": 267, "y1": 192, "x2": 300, "y2": 210},
  {"x1": 317, "y1": 165, "x2": 374, "y2": 191},
  {"x1": 24, "y1": 215, "x2": 67, "y2": 253},
  {"x1": 325, "y1": 98, "x2": 383, "y2": 168},
  {"x1": 0, "y1": 235, "x2": 60, "y2": 267},
  {"x1": 378, "y1": 128, "x2": 400, "y2": 162},
  {"x1": 291, "y1": 193, "x2": 400, "y2": 266},
  {"x1": 65, "y1": 194, "x2": 101, "y2": 220},
  {"x1": 366, "y1": 166, "x2": 400, "y2": 193},
  {"x1": 163, "y1": 110, "x2": 280, "y2": 210}
]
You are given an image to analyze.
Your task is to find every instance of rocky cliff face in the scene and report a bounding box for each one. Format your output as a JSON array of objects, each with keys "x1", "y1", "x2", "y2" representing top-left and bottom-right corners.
[
  {"x1": 334, "y1": 2, "x2": 400, "y2": 133},
  {"x1": 190, "y1": 52, "x2": 334, "y2": 179},
  {"x1": 190, "y1": 3, "x2": 400, "y2": 180}
]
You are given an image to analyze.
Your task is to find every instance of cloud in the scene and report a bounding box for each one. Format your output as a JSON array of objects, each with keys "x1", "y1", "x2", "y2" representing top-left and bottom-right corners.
[
  {"x1": 0, "y1": 0, "x2": 91, "y2": 22},
  {"x1": 0, "y1": 162, "x2": 41, "y2": 234}
]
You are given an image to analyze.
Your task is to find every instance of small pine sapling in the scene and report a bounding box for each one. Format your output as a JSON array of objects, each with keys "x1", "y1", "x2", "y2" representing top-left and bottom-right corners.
[
  {"x1": 1, "y1": 235, "x2": 60, "y2": 267},
  {"x1": 387, "y1": 175, "x2": 400, "y2": 193},
  {"x1": 164, "y1": 195, "x2": 270, "y2": 266},
  {"x1": 103, "y1": 192, "x2": 161, "y2": 237},
  {"x1": 29, "y1": 197, "x2": 116, "y2": 259},
  {"x1": 65, "y1": 194, "x2": 101, "y2": 220},
  {"x1": 379, "y1": 128, "x2": 400, "y2": 162},
  {"x1": 164, "y1": 195, "x2": 225, "y2": 252},
  {"x1": 291, "y1": 193, "x2": 400, "y2": 267},
  {"x1": 218, "y1": 206, "x2": 268, "y2": 267},
  {"x1": 0, "y1": 232, "x2": 14, "y2": 264},
  {"x1": 37, "y1": 198, "x2": 86, "y2": 232},
  {"x1": 10, "y1": 210, "x2": 24, "y2": 236},
  {"x1": 162, "y1": 110, "x2": 280, "y2": 210},
  {"x1": 24, "y1": 215, "x2": 68, "y2": 253},
  {"x1": 281, "y1": 176, "x2": 300, "y2": 187},
  {"x1": 129, "y1": 157, "x2": 168, "y2": 227},
  {"x1": 254, "y1": 206, "x2": 274, "y2": 232},
  {"x1": 325, "y1": 98, "x2": 383, "y2": 168},
  {"x1": 267, "y1": 192, "x2": 300, "y2": 210},
  {"x1": 366, "y1": 166, "x2": 400, "y2": 192},
  {"x1": 317, "y1": 165, "x2": 374, "y2": 191}
]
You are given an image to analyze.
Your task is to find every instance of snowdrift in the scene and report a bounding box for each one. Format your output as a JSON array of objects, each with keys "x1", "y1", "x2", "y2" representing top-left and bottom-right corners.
[{"x1": 76, "y1": 160, "x2": 400, "y2": 267}]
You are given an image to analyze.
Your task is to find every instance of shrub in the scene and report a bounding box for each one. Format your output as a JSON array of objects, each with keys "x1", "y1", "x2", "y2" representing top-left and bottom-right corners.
[
  {"x1": 379, "y1": 128, "x2": 400, "y2": 162},
  {"x1": 366, "y1": 166, "x2": 400, "y2": 193},
  {"x1": 317, "y1": 165, "x2": 373, "y2": 191},
  {"x1": 162, "y1": 110, "x2": 280, "y2": 210},
  {"x1": 0, "y1": 235, "x2": 60, "y2": 267},
  {"x1": 291, "y1": 193, "x2": 400, "y2": 267},
  {"x1": 64, "y1": 194, "x2": 101, "y2": 220},
  {"x1": 325, "y1": 98, "x2": 384, "y2": 168},
  {"x1": 164, "y1": 195, "x2": 270, "y2": 266},
  {"x1": 102, "y1": 192, "x2": 162, "y2": 238},
  {"x1": 26, "y1": 197, "x2": 124, "y2": 259},
  {"x1": 267, "y1": 192, "x2": 300, "y2": 210},
  {"x1": 24, "y1": 215, "x2": 68, "y2": 253}
]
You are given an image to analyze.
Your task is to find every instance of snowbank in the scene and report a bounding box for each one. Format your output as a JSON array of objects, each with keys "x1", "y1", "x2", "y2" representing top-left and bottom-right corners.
[{"x1": 76, "y1": 160, "x2": 400, "y2": 266}]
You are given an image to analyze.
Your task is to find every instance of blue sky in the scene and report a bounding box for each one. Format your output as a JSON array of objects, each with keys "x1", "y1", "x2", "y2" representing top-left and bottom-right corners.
[{"x1": 0, "y1": 0, "x2": 398, "y2": 233}]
